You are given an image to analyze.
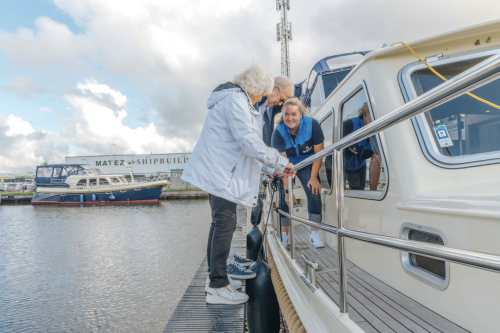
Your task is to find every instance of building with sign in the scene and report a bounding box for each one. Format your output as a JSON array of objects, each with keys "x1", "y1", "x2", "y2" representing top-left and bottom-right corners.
[{"x1": 65, "y1": 153, "x2": 192, "y2": 188}]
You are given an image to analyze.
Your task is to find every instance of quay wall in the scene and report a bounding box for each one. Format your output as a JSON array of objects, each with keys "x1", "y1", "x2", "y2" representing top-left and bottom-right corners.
[{"x1": 0, "y1": 188, "x2": 265, "y2": 204}]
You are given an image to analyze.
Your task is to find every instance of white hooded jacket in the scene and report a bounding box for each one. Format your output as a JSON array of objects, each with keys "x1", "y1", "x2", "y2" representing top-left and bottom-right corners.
[{"x1": 182, "y1": 82, "x2": 288, "y2": 207}]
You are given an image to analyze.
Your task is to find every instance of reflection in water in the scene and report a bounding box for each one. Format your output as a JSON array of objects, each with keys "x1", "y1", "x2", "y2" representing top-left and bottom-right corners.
[{"x1": 0, "y1": 200, "x2": 211, "y2": 333}]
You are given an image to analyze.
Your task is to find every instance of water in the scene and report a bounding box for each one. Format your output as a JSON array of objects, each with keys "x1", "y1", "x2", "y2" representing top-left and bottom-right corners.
[{"x1": 0, "y1": 200, "x2": 212, "y2": 332}]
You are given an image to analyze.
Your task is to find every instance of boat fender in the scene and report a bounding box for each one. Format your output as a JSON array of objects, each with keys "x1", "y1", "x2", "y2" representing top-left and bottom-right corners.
[
  {"x1": 80, "y1": 194, "x2": 84, "y2": 203},
  {"x1": 92, "y1": 193, "x2": 96, "y2": 202},
  {"x1": 251, "y1": 198, "x2": 263, "y2": 226},
  {"x1": 246, "y1": 226, "x2": 262, "y2": 262},
  {"x1": 109, "y1": 193, "x2": 115, "y2": 200},
  {"x1": 246, "y1": 254, "x2": 280, "y2": 333}
]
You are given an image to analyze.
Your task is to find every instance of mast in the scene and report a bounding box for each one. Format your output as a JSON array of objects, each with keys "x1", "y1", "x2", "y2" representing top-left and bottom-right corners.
[{"x1": 276, "y1": 0, "x2": 292, "y2": 77}]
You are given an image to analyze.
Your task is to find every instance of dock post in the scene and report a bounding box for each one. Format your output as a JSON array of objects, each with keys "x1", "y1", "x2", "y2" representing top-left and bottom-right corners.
[{"x1": 334, "y1": 149, "x2": 348, "y2": 313}]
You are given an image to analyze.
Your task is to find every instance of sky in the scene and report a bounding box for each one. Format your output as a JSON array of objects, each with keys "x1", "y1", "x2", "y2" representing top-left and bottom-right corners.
[{"x1": 1, "y1": 0, "x2": 500, "y2": 172}]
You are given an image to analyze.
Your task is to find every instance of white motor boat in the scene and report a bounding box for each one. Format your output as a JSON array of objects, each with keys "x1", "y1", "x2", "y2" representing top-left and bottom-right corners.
[{"x1": 264, "y1": 19, "x2": 500, "y2": 333}]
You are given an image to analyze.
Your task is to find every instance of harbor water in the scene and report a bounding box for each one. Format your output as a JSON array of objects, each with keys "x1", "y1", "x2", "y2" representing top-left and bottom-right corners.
[{"x1": 0, "y1": 200, "x2": 211, "y2": 332}]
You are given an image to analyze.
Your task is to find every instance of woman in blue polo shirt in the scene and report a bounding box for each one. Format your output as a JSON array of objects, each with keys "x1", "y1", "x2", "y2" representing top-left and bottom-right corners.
[{"x1": 272, "y1": 97, "x2": 326, "y2": 248}]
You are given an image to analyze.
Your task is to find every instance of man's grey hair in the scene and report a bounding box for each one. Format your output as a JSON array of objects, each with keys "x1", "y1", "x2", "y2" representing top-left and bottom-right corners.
[
  {"x1": 233, "y1": 64, "x2": 274, "y2": 97},
  {"x1": 274, "y1": 76, "x2": 294, "y2": 93}
]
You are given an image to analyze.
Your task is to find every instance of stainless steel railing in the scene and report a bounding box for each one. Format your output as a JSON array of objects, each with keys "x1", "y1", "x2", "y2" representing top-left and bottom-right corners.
[{"x1": 273, "y1": 52, "x2": 500, "y2": 314}]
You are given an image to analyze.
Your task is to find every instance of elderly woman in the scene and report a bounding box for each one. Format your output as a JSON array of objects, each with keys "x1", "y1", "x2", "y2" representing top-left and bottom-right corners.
[
  {"x1": 182, "y1": 64, "x2": 294, "y2": 306},
  {"x1": 272, "y1": 97, "x2": 326, "y2": 248}
]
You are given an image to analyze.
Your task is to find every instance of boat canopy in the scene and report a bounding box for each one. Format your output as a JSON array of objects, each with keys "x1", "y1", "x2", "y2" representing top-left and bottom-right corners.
[{"x1": 35, "y1": 164, "x2": 103, "y2": 187}]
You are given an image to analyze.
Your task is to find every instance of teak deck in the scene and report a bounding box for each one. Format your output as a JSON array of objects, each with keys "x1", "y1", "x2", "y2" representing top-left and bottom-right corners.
[{"x1": 294, "y1": 224, "x2": 469, "y2": 333}]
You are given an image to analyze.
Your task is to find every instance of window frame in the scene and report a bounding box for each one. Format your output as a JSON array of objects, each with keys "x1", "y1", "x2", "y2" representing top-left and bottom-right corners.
[
  {"x1": 399, "y1": 222, "x2": 450, "y2": 290},
  {"x1": 319, "y1": 109, "x2": 335, "y2": 195},
  {"x1": 399, "y1": 47, "x2": 500, "y2": 168},
  {"x1": 337, "y1": 82, "x2": 389, "y2": 200}
]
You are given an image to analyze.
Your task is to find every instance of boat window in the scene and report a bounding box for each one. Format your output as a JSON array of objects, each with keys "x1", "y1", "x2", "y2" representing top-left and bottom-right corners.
[
  {"x1": 61, "y1": 168, "x2": 68, "y2": 177},
  {"x1": 89, "y1": 178, "x2": 97, "y2": 186},
  {"x1": 340, "y1": 88, "x2": 387, "y2": 192},
  {"x1": 77, "y1": 179, "x2": 87, "y2": 186},
  {"x1": 411, "y1": 56, "x2": 500, "y2": 158},
  {"x1": 408, "y1": 229, "x2": 445, "y2": 280},
  {"x1": 319, "y1": 112, "x2": 334, "y2": 191},
  {"x1": 307, "y1": 79, "x2": 322, "y2": 114},
  {"x1": 37, "y1": 167, "x2": 53, "y2": 178},
  {"x1": 65, "y1": 166, "x2": 76, "y2": 175},
  {"x1": 322, "y1": 70, "x2": 350, "y2": 99},
  {"x1": 52, "y1": 167, "x2": 62, "y2": 177},
  {"x1": 110, "y1": 177, "x2": 121, "y2": 184},
  {"x1": 99, "y1": 178, "x2": 110, "y2": 185}
]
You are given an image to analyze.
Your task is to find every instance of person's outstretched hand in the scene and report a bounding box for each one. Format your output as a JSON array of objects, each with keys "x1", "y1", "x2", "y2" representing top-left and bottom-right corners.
[{"x1": 284, "y1": 163, "x2": 296, "y2": 178}]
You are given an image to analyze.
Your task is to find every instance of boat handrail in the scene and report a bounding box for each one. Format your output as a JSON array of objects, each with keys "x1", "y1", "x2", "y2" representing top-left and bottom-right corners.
[{"x1": 275, "y1": 51, "x2": 500, "y2": 314}]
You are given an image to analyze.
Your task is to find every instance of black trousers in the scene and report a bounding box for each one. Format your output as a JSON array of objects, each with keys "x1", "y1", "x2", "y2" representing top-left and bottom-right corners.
[{"x1": 207, "y1": 194, "x2": 237, "y2": 288}]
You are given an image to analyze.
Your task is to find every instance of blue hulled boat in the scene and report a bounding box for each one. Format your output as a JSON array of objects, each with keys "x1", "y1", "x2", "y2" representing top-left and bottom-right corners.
[{"x1": 31, "y1": 164, "x2": 169, "y2": 205}]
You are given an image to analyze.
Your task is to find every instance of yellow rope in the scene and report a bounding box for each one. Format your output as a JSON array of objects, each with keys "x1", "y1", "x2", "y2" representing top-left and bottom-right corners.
[{"x1": 391, "y1": 41, "x2": 500, "y2": 110}]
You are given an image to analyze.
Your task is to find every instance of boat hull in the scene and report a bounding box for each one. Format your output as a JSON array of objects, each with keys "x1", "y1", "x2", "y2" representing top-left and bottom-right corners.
[{"x1": 31, "y1": 185, "x2": 163, "y2": 205}]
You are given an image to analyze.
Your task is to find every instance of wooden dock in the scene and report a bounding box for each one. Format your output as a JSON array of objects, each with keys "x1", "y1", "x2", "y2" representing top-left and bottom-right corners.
[{"x1": 163, "y1": 206, "x2": 248, "y2": 332}]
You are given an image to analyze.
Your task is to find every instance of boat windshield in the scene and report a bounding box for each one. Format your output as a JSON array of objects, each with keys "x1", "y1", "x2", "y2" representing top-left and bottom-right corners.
[{"x1": 322, "y1": 70, "x2": 351, "y2": 98}]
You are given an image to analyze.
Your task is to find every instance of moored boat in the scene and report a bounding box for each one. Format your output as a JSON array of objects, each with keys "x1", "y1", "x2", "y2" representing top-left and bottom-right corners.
[
  {"x1": 31, "y1": 164, "x2": 168, "y2": 205},
  {"x1": 264, "y1": 19, "x2": 500, "y2": 333}
]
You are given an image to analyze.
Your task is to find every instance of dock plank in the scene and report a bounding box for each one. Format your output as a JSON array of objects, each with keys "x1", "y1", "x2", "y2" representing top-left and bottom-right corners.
[{"x1": 163, "y1": 206, "x2": 248, "y2": 333}]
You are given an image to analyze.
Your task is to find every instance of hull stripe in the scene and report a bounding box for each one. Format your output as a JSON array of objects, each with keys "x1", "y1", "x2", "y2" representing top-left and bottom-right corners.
[{"x1": 31, "y1": 199, "x2": 159, "y2": 205}]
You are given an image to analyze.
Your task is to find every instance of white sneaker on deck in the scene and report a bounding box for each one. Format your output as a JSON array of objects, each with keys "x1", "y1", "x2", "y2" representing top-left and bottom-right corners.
[
  {"x1": 310, "y1": 230, "x2": 325, "y2": 248},
  {"x1": 205, "y1": 276, "x2": 242, "y2": 293},
  {"x1": 206, "y1": 284, "x2": 249, "y2": 305},
  {"x1": 281, "y1": 232, "x2": 290, "y2": 248}
]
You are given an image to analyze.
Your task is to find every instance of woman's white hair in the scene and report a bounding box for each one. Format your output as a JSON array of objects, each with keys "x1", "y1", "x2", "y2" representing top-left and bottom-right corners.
[{"x1": 233, "y1": 64, "x2": 274, "y2": 97}]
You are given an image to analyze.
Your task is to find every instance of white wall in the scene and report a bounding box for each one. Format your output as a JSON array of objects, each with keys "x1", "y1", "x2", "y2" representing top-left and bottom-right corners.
[{"x1": 65, "y1": 153, "x2": 190, "y2": 176}]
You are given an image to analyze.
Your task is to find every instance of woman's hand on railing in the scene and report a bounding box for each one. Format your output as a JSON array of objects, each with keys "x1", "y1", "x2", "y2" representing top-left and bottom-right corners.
[
  {"x1": 284, "y1": 163, "x2": 296, "y2": 178},
  {"x1": 307, "y1": 178, "x2": 321, "y2": 195},
  {"x1": 285, "y1": 193, "x2": 298, "y2": 207}
]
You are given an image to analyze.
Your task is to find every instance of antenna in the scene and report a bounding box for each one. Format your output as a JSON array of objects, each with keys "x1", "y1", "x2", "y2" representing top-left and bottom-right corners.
[
  {"x1": 122, "y1": 156, "x2": 135, "y2": 183},
  {"x1": 276, "y1": 0, "x2": 292, "y2": 77}
]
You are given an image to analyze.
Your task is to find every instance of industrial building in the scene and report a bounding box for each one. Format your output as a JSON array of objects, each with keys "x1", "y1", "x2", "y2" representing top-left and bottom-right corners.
[{"x1": 65, "y1": 153, "x2": 192, "y2": 188}]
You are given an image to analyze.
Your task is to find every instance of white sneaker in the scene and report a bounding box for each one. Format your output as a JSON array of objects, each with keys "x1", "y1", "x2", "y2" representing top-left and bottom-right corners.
[
  {"x1": 206, "y1": 284, "x2": 249, "y2": 305},
  {"x1": 205, "y1": 276, "x2": 242, "y2": 293},
  {"x1": 281, "y1": 232, "x2": 290, "y2": 247},
  {"x1": 310, "y1": 231, "x2": 325, "y2": 248}
]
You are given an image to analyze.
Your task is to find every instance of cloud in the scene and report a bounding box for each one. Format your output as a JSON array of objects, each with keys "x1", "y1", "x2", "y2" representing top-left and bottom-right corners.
[
  {"x1": 0, "y1": 79, "x2": 193, "y2": 171},
  {"x1": 61, "y1": 78, "x2": 193, "y2": 156},
  {"x1": 3, "y1": 77, "x2": 45, "y2": 98},
  {"x1": 4, "y1": 114, "x2": 36, "y2": 137},
  {"x1": 0, "y1": 115, "x2": 58, "y2": 171},
  {"x1": 2, "y1": 0, "x2": 500, "y2": 172}
]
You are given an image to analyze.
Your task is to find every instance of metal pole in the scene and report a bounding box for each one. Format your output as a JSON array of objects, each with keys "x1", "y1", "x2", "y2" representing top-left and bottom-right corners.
[
  {"x1": 334, "y1": 149, "x2": 348, "y2": 313},
  {"x1": 288, "y1": 176, "x2": 295, "y2": 259}
]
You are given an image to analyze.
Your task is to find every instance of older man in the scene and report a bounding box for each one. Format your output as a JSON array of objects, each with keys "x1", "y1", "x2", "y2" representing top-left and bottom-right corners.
[{"x1": 255, "y1": 76, "x2": 295, "y2": 147}]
